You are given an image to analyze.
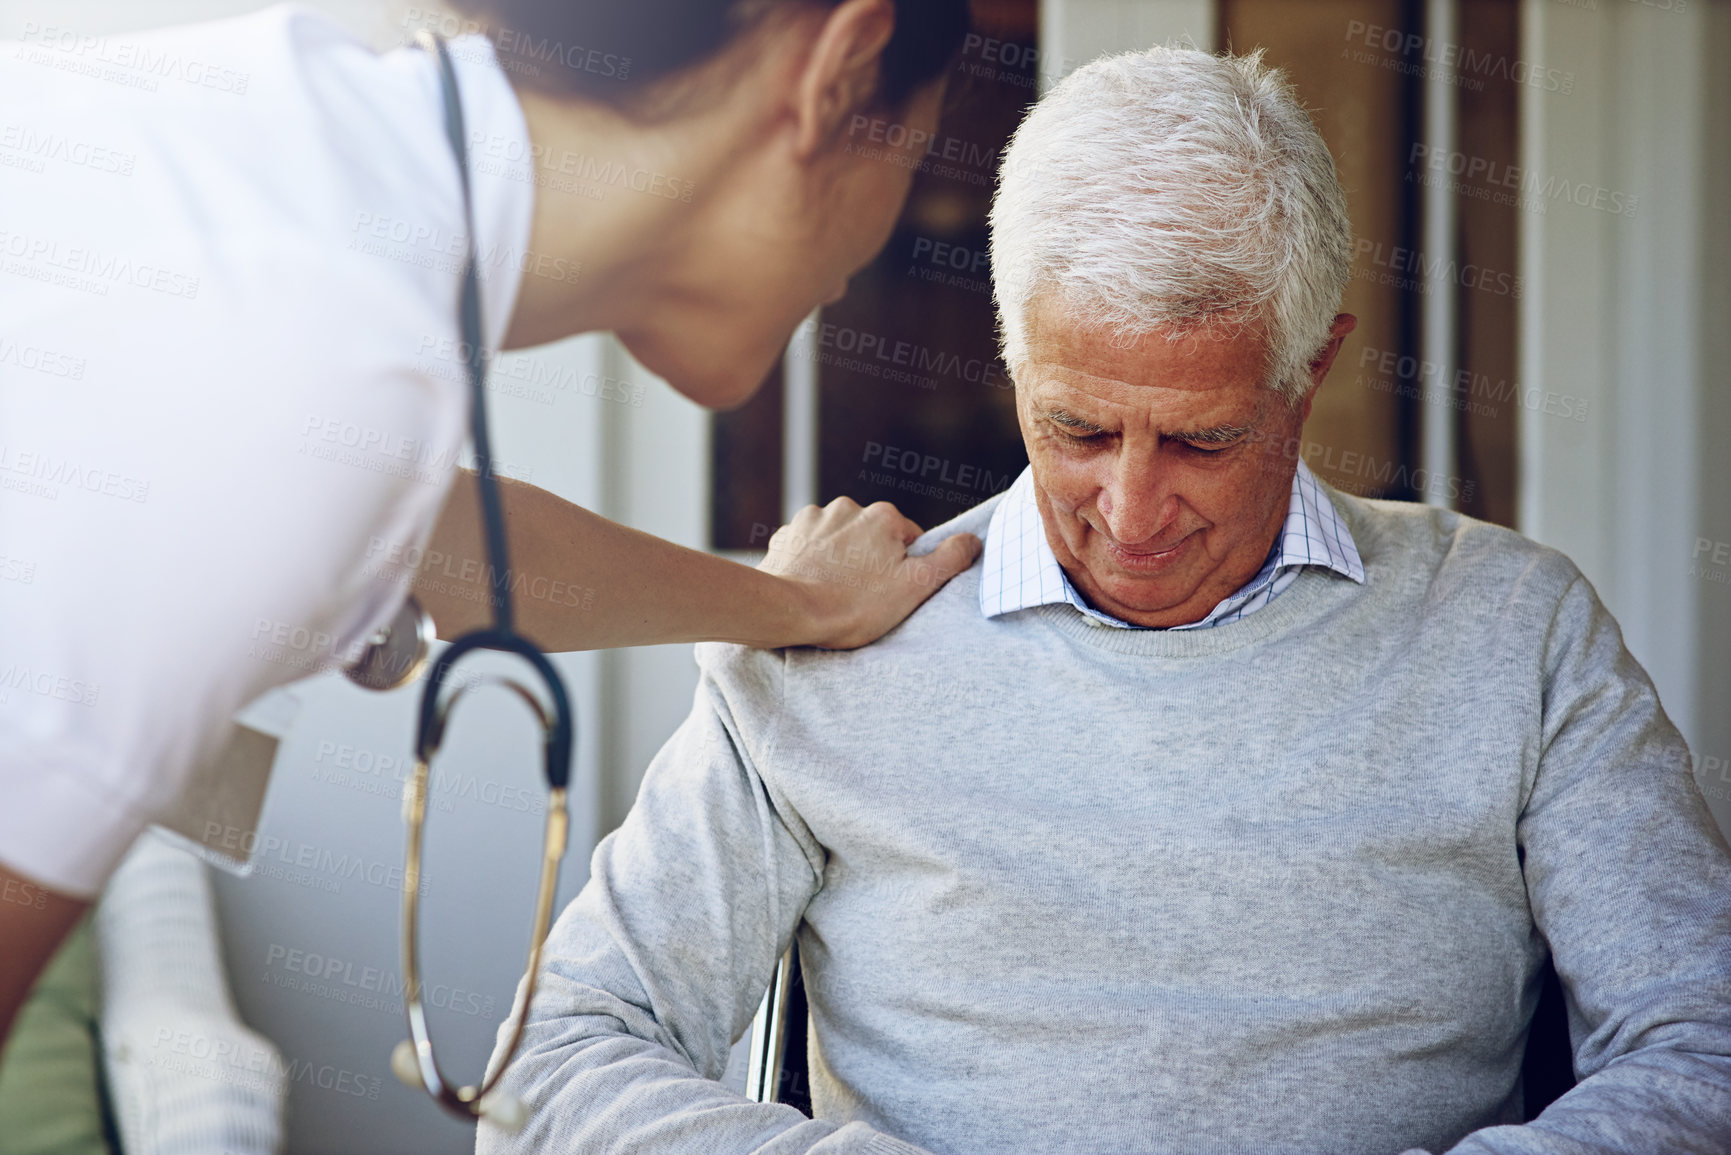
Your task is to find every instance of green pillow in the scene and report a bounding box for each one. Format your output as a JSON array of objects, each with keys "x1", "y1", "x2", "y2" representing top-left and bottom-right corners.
[{"x1": 0, "y1": 916, "x2": 117, "y2": 1155}]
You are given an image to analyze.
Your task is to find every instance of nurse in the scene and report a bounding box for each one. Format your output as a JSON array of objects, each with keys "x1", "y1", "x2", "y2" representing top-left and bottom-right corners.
[{"x1": 0, "y1": 0, "x2": 976, "y2": 1039}]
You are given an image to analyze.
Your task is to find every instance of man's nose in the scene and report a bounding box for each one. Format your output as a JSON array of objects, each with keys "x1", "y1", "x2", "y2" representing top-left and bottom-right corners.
[{"x1": 1096, "y1": 455, "x2": 1179, "y2": 545}]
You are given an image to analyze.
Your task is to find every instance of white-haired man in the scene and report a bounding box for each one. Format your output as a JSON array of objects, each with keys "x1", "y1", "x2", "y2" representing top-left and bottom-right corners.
[{"x1": 480, "y1": 48, "x2": 1731, "y2": 1155}]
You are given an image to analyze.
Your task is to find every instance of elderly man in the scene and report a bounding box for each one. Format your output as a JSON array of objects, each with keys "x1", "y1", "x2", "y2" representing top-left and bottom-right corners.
[{"x1": 480, "y1": 47, "x2": 1731, "y2": 1155}]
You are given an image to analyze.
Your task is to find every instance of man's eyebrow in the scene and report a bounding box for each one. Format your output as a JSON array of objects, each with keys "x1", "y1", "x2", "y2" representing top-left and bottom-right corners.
[
  {"x1": 1165, "y1": 422, "x2": 1253, "y2": 444},
  {"x1": 1039, "y1": 407, "x2": 1106, "y2": 433}
]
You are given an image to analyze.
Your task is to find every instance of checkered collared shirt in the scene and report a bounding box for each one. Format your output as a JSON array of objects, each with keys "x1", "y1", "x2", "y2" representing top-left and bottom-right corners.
[{"x1": 978, "y1": 459, "x2": 1364, "y2": 629}]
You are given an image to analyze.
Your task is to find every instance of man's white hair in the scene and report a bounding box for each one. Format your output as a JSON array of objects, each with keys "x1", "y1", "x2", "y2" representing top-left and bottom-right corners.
[{"x1": 989, "y1": 46, "x2": 1353, "y2": 404}]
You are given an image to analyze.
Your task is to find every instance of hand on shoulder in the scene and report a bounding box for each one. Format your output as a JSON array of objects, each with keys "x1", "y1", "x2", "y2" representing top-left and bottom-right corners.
[{"x1": 757, "y1": 498, "x2": 982, "y2": 650}]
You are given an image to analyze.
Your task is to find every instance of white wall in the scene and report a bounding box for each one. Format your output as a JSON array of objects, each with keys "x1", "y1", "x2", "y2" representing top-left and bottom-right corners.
[
  {"x1": 1697, "y1": 0, "x2": 1731, "y2": 837},
  {"x1": 1040, "y1": 0, "x2": 1215, "y2": 84},
  {"x1": 1518, "y1": 0, "x2": 1729, "y2": 840}
]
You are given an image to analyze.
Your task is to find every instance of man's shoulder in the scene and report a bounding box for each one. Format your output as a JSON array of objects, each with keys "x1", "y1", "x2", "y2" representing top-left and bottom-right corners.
[
  {"x1": 1327, "y1": 484, "x2": 1585, "y2": 609},
  {"x1": 909, "y1": 490, "x2": 1004, "y2": 561}
]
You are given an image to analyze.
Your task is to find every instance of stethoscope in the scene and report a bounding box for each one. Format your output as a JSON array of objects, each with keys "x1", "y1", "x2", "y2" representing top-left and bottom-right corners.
[{"x1": 343, "y1": 30, "x2": 573, "y2": 1131}]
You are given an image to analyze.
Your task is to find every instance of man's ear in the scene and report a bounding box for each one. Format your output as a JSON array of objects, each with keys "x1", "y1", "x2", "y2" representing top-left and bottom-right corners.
[
  {"x1": 1305, "y1": 313, "x2": 1359, "y2": 388},
  {"x1": 793, "y1": 0, "x2": 896, "y2": 159}
]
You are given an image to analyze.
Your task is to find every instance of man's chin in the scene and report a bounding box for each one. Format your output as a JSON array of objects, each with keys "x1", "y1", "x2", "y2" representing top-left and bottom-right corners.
[{"x1": 1082, "y1": 567, "x2": 1202, "y2": 625}]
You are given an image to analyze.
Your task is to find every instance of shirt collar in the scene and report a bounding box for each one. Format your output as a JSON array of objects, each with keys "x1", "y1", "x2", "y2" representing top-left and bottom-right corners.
[{"x1": 978, "y1": 458, "x2": 1364, "y2": 630}]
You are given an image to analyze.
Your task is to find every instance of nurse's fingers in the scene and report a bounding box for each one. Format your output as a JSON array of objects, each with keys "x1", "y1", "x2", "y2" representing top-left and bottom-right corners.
[
  {"x1": 918, "y1": 530, "x2": 985, "y2": 583},
  {"x1": 784, "y1": 498, "x2": 921, "y2": 545},
  {"x1": 757, "y1": 499, "x2": 983, "y2": 650}
]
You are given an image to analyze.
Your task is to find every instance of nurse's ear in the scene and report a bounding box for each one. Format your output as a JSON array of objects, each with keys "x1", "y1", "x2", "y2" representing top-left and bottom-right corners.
[{"x1": 792, "y1": 0, "x2": 896, "y2": 159}]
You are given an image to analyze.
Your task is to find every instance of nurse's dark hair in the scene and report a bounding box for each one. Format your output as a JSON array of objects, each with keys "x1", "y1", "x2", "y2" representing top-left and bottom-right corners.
[{"x1": 445, "y1": 0, "x2": 971, "y2": 110}]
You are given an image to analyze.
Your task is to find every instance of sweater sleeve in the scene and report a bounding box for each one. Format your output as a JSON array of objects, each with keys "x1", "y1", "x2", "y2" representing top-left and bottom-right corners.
[
  {"x1": 475, "y1": 654, "x2": 935, "y2": 1155},
  {"x1": 1441, "y1": 574, "x2": 1731, "y2": 1154}
]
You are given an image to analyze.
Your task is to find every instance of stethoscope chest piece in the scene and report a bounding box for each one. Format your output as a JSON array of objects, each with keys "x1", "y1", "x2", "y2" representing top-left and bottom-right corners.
[{"x1": 344, "y1": 594, "x2": 435, "y2": 692}]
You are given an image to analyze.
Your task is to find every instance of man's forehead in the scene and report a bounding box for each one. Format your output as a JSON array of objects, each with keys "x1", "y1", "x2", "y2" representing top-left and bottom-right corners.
[
  {"x1": 1019, "y1": 300, "x2": 1270, "y2": 399},
  {"x1": 1023, "y1": 362, "x2": 1254, "y2": 403},
  {"x1": 1019, "y1": 346, "x2": 1271, "y2": 429}
]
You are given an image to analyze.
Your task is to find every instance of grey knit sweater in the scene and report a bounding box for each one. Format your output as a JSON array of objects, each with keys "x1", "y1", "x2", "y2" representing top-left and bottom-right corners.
[{"x1": 479, "y1": 487, "x2": 1731, "y2": 1155}]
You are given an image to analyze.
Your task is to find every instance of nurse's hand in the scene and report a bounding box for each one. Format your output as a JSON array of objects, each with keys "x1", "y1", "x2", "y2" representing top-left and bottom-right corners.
[{"x1": 757, "y1": 498, "x2": 983, "y2": 649}]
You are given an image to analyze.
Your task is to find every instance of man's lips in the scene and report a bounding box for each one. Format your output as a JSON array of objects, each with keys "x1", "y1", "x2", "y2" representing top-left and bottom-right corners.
[{"x1": 1100, "y1": 529, "x2": 1197, "y2": 572}]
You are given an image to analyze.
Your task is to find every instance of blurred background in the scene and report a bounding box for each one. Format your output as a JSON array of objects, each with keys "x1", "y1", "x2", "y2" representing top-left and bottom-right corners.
[{"x1": 0, "y1": 0, "x2": 1725, "y2": 1152}]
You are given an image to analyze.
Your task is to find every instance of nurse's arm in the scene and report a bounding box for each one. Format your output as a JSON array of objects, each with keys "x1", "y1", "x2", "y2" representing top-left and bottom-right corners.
[
  {"x1": 0, "y1": 865, "x2": 91, "y2": 1047},
  {"x1": 412, "y1": 470, "x2": 981, "y2": 651}
]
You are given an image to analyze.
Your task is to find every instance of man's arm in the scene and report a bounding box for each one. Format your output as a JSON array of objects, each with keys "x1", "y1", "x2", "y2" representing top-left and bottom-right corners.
[
  {"x1": 477, "y1": 653, "x2": 932, "y2": 1154},
  {"x1": 1440, "y1": 575, "x2": 1731, "y2": 1154},
  {"x1": 415, "y1": 473, "x2": 981, "y2": 652}
]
